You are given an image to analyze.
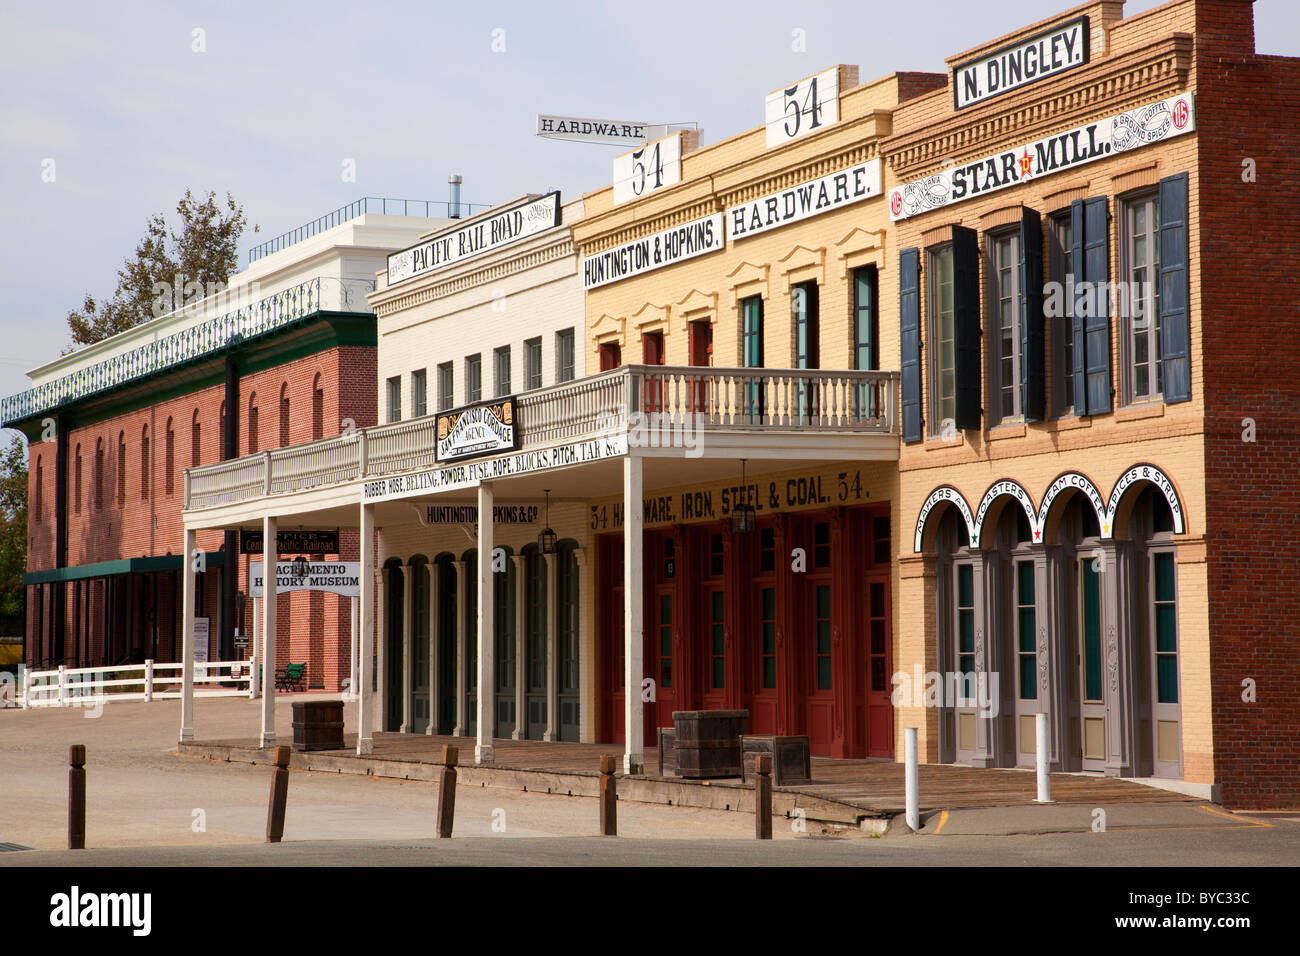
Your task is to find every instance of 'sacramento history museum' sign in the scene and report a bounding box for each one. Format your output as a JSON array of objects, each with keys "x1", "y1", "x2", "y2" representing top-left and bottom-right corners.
[
  {"x1": 888, "y1": 91, "x2": 1195, "y2": 220},
  {"x1": 250, "y1": 561, "x2": 361, "y2": 597},
  {"x1": 386, "y1": 192, "x2": 560, "y2": 285},
  {"x1": 953, "y1": 16, "x2": 1089, "y2": 109}
]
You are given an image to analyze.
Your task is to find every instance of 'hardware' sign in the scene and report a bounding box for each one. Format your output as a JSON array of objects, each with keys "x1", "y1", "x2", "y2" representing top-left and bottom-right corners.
[
  {"x1": 728, "y1": 158, "x2": 882, "y2": 240},
  {"x1": 537, "y1": 114, "x2": 652, "y2": 146},
  {"x1": 953, "y1": 16, "x2": 1089, "y2": 110},
  {"x1": 889, "y1": 92, "x2": 1195, "y2": 221},
  {"x1": 436, "y1": 397, "x2": 519, "y2": 463},
  {"x1": 387, "y1": 193, "x2": 560, "y2": 285}
]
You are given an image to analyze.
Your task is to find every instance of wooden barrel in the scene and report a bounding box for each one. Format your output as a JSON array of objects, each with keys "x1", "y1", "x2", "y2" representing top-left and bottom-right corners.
[
  {"x1": 672, "y1": 710, "x2": 748, "y2": 778},
  {"x1": 291, "y1": 700, "x2": 345, "y2": 752}
]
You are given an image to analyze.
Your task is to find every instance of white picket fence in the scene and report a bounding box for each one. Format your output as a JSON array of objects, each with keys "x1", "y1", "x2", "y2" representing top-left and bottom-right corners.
[{"x1": 12, "y1": 659, "x2": 255, "y2": 708}]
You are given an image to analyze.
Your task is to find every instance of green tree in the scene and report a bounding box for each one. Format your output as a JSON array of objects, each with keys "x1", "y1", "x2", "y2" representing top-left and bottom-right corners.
[
  {"x1": 0, "y1": 435, "x2": 28, "y2": 637},
  {"x1": 65, "y1": 190, "x2": 255, "y2": 349}
]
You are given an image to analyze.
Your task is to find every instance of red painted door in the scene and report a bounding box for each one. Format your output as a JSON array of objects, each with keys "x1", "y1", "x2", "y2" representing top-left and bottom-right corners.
[
  {"x1": 651, "y1": 586, "x2": 676, "y2": 732},
  {"x1": 864, "y1": 573, "x2": 893, "y2": 758},
  {"x1": 688, "y1": 320, "x2": 712, "y2": 411},
  {"x1": 642, "y1": 331, "x2": 665, "y2": 413},
  {"x1": 600, "y1": 537, "x2": 626, "y2": 745},
  {"x1": 805, "y1": 574, "x2": 835, "y2": 755},
  {"x1": 599, "y1": 342, "x2": 622, "y2": 371}
]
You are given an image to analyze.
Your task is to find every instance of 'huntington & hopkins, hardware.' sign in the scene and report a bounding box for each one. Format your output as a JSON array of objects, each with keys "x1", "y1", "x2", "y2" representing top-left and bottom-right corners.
[
  {"x1": 387, "y1": 192, "x2": 560, "y2": 285},
  {"x1": 583, "y1": 214, "x2": 724, "y2": 289},
  {"x1": 953, "y1": 16, "x2": 1089, "y2": 109},
  {"x1": 435, "y1": 397, "x2": 519, "y2": 463},
  {"x1": 889, "y1": 92, "x2": 1194, "y2": 221},
  {"x1": 728, "y1": 158, "x2": 882, "y2": 240}
]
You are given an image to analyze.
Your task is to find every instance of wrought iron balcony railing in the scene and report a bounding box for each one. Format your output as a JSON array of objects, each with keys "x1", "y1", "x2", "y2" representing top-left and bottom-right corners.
[
  {"x1": 184, "y1": 365, "x2": 899, "y2": 512},
  {"x1": 246, "y1": 197, "x2": 491, "y2": 265},
  {"x1": 1, "y1": 276, "x2": 376, "y2": 427}
]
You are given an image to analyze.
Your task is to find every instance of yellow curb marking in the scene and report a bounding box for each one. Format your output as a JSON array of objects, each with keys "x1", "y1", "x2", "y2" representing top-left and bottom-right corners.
[
  {"x1": 933, "y1": 809, "x2": 949, "y2": 834},
  {"x1": 1199, "y1": 804, "x2": 1273, "y2": 828}
]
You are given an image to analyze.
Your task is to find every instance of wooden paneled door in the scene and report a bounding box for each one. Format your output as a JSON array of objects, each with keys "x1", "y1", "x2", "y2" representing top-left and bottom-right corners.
[
  {"x1": 688, "y1": 320, "x2": 712, "y2": 411},
  {"x1": 864, "y1": 572, "x2": 893, "y2": 758},
  {"x1": 651, "y1": 587, "x2": 676, "y2": 734},
  {"x1": 599, "y1": 536, "x2": 626, "y2": 745}
]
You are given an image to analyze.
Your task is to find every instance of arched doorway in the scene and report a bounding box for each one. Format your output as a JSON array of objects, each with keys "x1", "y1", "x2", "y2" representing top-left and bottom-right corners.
[
  {"x1": 409, "y1": 555, "x2": 430, "y2": 734},
  {"x1": 556, "y1": 540, "x2": 581, "y2": 742},
  {"x1": 434, "y1": 553, "x2": 458, "y2": 735},
  {"x1": 522, "y1": 544, "x2": 547, "y2": 740},
  {"x1": 383, "y1": 558, "x2": 404, "y2": 732}
]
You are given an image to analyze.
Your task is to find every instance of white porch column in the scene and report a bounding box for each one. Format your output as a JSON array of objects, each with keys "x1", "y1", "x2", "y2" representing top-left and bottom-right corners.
[
  {"x1": 400, "y1": 563, "x2": 413, "y2": 733},
  {"x1": 179, "y1": 526, "x2": 197, "y2": 743},
  {"x1": 453, "y1": 559, "x2": 466, "y2": 736},
  {"x1": 348, "y1": 595, "x2": 358, "y2": 703},
  {"x1": 544, "y1": 550, "x2": 558, "y2": 742},
  {"x1": 250, "y1": 596, "x2": 262, "y2": 699},
  {"x1": 426, "y1": 562, "x2": 438, "y2": 735},
  {"x1": 377, "y1": 565, "x2": 389, "y2": 733},
  {"x1": 476, "y1": 482, "x2": 495, "y2": 764},
  {"x1": 575, "y1": 547, "x2": 592, "y2": 743},
  {"x1": 357, "y1": 503, "x2": 376, "y2": 755},
  {"x1": 512, "y1": 553, "x2": 525, "y2": 740},
  {"x1": 623, "y1": 455, "x2": 645, "y2": 774},
  {"x1": 259, "y1": 515, "x2": 277, "y2": 748}
]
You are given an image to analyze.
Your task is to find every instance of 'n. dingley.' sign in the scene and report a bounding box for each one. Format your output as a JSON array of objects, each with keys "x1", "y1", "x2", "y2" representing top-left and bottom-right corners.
[
  {"x1": 436, "y1": 397, "x2": 519, "y2": 463},
  {"x1": 889, "y1": 92, "x2": 1195, "y2": 221},
  {"x1": 953, "y1": 16, "x2": 1089, "y2": 110},
  {"x1": 387, "y1": 193, "x2": 560, "y2": 285}
]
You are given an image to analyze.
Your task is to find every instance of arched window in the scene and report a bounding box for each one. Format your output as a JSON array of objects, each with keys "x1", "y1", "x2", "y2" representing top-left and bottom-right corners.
[
  {"x1": 279, "y1": 382, "x2": 290, "y2": 447},
  {"x1": 164, "y1": 418, "x2": 175, "y2": 495},
  {"x1": 247, "y1": 393, "x2": 258, "y2": 454},
  {"x1": 140, "y1": 425, "x2": 150, "y2": 500},
  {"x1": 312, "y1": 373, "x2": 324, "y2": 441},
  {"x1": 117, "y1": 430, "x2": 126, "y2": 505},
  {"x1": 94, "y1": 438, "x2": 104, "y2": 511},
  {"x1": 191, "y1": 409, "x2": 201, "y2": 467}
]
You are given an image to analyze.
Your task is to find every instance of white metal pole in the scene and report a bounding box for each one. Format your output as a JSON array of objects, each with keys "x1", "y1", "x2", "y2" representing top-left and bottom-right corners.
[
  {"x1": 145, "y1": 659, "x2": 154, "y2": 702},
  {"x1": 1036, "y1": 712, "x2": 1053, "y2": 803},
  {"x1": 58, "y1": 664, "x2": 67, "y2": 707},
  {"x1": 259, "y1": 516, "x2": 277, "y2": 748},
  {"x1": 350, "y1": 594, "x2": 359, "y2": 703},
  {"x1": 180, "y1": 527, "x2": 197, "y2": 742},
  {"x1": 250, "y1": 596, "x2": 261, "y2": 699},
  {"x1": 905, "y1": 726, "x2": 920, "y2": 831}
]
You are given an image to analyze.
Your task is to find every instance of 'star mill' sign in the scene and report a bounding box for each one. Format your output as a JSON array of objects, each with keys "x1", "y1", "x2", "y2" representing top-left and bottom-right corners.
[{"x1": 387, "y1": 192, "x2": 560, "y2": 285}]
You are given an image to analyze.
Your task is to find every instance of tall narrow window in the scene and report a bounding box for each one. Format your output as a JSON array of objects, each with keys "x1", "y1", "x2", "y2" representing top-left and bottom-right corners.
[
  {"x1": 437, "y1": 362, "x2": 454, "y2": 411},
  {"x1": 792, "y1": 282, "x2": 819, "y2": 369},
  {"x1": 929, "y1": 246, "x2": 956, "y2": 433},
  {"x1": 466, "y1": 354, "x2": 482, "y2": 403},
  {"x1": 955, "y1": 563, "x2": 974, "y2": 682},
  {"x1": 853, "y1": 266, "x2": 877, "y2": 371},
  {"x1": 1153, "y1": 551, "x2": 1178, "y2": 704},
  {"x1": 412, "y1": 368, "x2": 427, "y2": 418},
  {"x1": 35, "y1": 456, "x2": 43, "y2": 521},
  {"x1": 494, "y1": 345, "x2": 511, "y2": 396},
  {"x1": 556, "y1": 328, "x2": 575, "y2": 383},
  {"x1": 117, "y1": 431, "x2": 126, "y2": 505},
  {"x1": 95, "y1": 439, "x2": 104, "y2": 511},
  {"x1": 990, "y1": 232, "x2": 1022, "y2": 422},
  {"x1": 165, "y1": 420, "x2": 175, "y2": 495},
  {"x1": 709, "y1": 590, "x2": 725, "y2": 689},
  {"x1": 141, "y1": 426, "x2": 149, "y2": 499},
  {"x1": 658, "y1": 593, "x2": 673, "y2": 690},
  {"x1": 1016, "y1": 561, "x2": 1036, "y2": 700},
  {"x1": 741, "y1": 295, "x2": 764, "y2": 368},
  {"x1": 74, "y1": 446, "x2": 82, "y2": 514},
  {"x1": 598, "y1": 342, "x2": 621, "y2": 371},
  {"x1": 1049, "y1": 213, "x2": 1074, "y2": 416},
  {"x1": 312, "y1": 375, "x2": 324, "y2": 440},
  {"x1": 386, "y1": 376, "x2": 401, "y2": 423},
  {"x1": 814, "y1": 583, "x2": 832, "y2": 690},
  {"x1": 759, "y1": 586, "x2": 776, "y2": 690},
  {"x1": 191, "y1": 411, "x2": 201, "y2": 467},
  {"x1": 524, "y1": 338, "x2": 542, "y2": 391},
  {"x1": 247, "y1": 395, "x2": 258, "y2": 454},
  {"x1": 279, "y1": 383, "x2": 290, "y2": 447},
  {"x1": 1123, "y1": 192, "x2": 1162, "y2": 403}
]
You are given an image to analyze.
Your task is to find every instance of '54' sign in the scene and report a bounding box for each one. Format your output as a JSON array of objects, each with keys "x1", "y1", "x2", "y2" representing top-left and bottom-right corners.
[
  {"x1": 613, "y1": 133, "x2": 683, "y2": 205},
  {"x1": 766, "y1": 67, "x2": 842, "y2": 148}
]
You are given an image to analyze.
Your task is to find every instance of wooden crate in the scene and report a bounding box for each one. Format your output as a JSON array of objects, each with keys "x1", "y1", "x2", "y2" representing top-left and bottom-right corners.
[
  {"x1": 672, "y1": 710, "x2": 748, "y2": 778},
  {"x1": 741, "y1": 735, "x2": 812, "y2": 786}
]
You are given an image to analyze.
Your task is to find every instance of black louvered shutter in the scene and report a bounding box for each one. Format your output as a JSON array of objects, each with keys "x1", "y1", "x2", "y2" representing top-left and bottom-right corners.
[
  {"x1": 952, "y1": 225, "x2": 982, "y2": 431},
  {"x1": 899, "y1": 247, "x2": 922, "y2": 442},
  {"x1": 1019, "y1": 207, "x2": 1045, "y2": 422},
  {"x1": 1070, "y1": 199, "x2": 1087, "y2": 414},
  {"x1": 1158, "y1": 172, "x2": 1191, "y2": 403},
  {"x1": 1083, "y1": 196, "x2": 1112, "y2": 414}
]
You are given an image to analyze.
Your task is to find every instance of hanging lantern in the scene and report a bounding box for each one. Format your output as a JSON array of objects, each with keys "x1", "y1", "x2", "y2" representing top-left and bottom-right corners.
[
  {"x1": 731, "y1": 460, "x2": 756, "y2": 534},
  {"x1": 291, "y1": 555, "x2": 310, "y2": 581},
  {"x1": 539, "y1": 489, "x2": 557, "y2": 554}
]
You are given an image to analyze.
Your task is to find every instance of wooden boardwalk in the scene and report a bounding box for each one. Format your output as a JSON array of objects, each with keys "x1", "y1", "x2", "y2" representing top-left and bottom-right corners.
[{"x1": 189, "y1": 731, "x2": 1197, "y2": 815}]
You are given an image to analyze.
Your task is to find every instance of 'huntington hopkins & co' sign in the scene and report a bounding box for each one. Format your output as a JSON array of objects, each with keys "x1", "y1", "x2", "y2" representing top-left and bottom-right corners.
[
  {"x1": 727, "y1": 158, "x2": 882, "y2": 240},
  {"x1": 953, "y1": 16, "x2": 1089, "y2": 110},
  {"x1": 387, "y1": 192, "x2": 560, "y2": 285},
  {"x1": 889, "y1": 91, "x2": 1195, "y2": 221},
  {"x1": 436, "y1": 397, "x2": 519, "y2": 463},
  {"x1": 583, "y1": 213, "x2": 724, "y2": 289}
]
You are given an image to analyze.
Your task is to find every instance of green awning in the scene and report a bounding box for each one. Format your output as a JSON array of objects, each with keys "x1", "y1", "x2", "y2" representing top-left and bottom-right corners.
[{"x1": 23, "y1": 552, "x2": 225, "y2": 586}]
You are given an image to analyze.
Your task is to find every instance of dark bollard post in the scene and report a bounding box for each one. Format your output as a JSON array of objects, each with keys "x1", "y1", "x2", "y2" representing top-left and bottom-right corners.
[
  {"x1": 266, "y1": 746, "x2": 290, "y2": 844},
  {"x1": 436, "y1": 745, "x2": 458, "y2": 838},
  {"x1": 600, "y1": 755, "x2": 617, "y2": 836},
  {"x1": 68, "y1": 745, "x2": 86, "y2": 850},
  {"x1": 754, "y1": 753, "x2": 772, "y2": 840}
]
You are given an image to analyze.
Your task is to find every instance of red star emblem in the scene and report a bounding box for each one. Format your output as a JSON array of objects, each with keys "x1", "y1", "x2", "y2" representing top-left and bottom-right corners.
[{"x1": 1019, "y1": 148, "x2": 1033, "y2": 179}]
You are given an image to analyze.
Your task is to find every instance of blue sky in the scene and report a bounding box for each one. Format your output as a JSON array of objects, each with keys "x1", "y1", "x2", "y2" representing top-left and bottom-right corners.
[{"x1": 2, "y1": 0, "x2": 1297, "y2": 420}]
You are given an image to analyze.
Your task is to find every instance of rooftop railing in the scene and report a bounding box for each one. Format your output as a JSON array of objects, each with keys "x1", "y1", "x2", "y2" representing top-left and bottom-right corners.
[
  {"x1": 1, "y1": 276, "x2": 375, "y2": 427},
  {"x1": 185, "y1": 365, "x2": 898, "y2": 512},
  {"x1": 246, "y1": 197, "x2": 490, "y2": 265}
]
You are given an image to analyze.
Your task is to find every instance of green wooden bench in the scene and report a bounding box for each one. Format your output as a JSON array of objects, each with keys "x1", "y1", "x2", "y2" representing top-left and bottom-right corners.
[{"x1": 274, "y1": 662, "x2": 307, "y2": 692}]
